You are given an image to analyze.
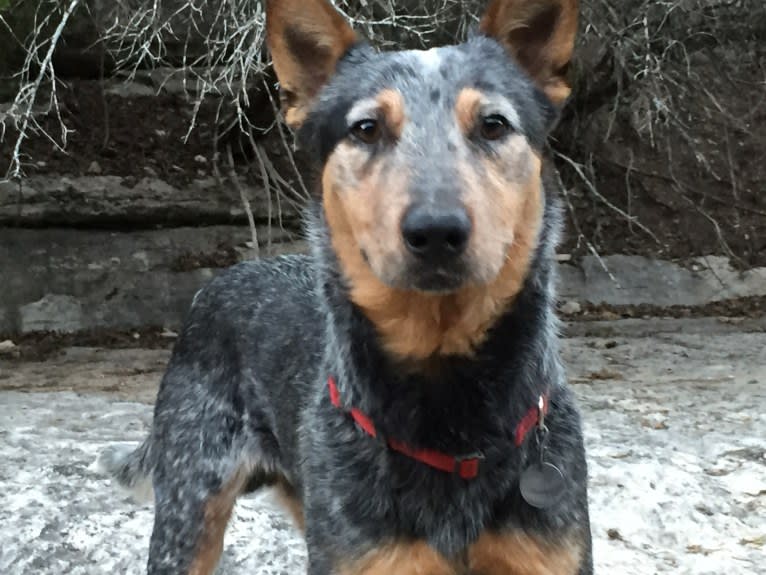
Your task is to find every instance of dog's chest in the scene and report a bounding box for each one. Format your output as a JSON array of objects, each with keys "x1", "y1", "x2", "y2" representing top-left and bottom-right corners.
[{"x1": 338, "y1": 530, "x2": 582, "y2": 574}]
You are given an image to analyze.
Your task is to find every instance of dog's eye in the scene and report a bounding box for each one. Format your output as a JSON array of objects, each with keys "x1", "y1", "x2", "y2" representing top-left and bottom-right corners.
[
  {"x1": 480, "y1": 114, "x2": 512, "y2": 141},
  {"x1": 350, "y1": 119, "x2": 382, "y2": 145}
]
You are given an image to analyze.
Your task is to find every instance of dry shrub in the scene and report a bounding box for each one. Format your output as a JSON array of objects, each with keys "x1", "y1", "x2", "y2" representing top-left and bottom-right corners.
[
  {"x1": 558, "y1": 0, "x2": 766, "y2": 262},
  {"x1": 1, "y1": 0, "x2": 764, "y2": 262}
]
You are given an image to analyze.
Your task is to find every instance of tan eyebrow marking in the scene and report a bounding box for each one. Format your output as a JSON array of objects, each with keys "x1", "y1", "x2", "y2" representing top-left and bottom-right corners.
[
  {"x1": 376, "y1": 89, "x2": 406, "y2": 138},
  {"x1": 455, "y1": 87, "x2": 485, "y2": 135}
]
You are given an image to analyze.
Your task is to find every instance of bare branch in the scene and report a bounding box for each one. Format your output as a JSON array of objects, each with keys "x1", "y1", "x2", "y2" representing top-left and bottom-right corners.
[{"x1": 2, "y1": 0, "x2": 82, "y2": 181}]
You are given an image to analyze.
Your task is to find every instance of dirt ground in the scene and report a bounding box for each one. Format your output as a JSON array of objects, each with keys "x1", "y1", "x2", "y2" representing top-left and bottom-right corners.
[
  {"x1": 0, "y1": 80, "x2": 303, "y2": 201},
  {"x1": 1, "y1": 317, "x2": 764, "y2": 575}
]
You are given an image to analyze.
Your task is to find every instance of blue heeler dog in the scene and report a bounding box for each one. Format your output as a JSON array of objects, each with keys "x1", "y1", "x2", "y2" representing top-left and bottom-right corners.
[{"x1": 100, "y1": 0, "x2": 593, "y2": 573}]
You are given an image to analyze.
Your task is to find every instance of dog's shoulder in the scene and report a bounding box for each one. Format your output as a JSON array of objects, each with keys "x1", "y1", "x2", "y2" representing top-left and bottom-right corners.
[
  {"x1": 174, "y1": 253, "x2": 321, "y2": 344},
  {"x1": 191, "y1": 254, "x2": 315, "y2": 308}
]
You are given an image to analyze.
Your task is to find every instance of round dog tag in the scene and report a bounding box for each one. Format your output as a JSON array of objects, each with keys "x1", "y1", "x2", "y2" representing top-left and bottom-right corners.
[{"x1": 520, "y1": 462, "x2": 566, "y2": 509}]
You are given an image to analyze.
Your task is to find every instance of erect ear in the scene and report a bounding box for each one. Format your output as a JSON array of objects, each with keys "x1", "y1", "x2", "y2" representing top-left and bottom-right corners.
[
  {"x1": 266, "y1": 0, "x2": 357, "y2": 128},
  {"x1": 480, "y1": 0, "x2": 578, "y2": 106}
]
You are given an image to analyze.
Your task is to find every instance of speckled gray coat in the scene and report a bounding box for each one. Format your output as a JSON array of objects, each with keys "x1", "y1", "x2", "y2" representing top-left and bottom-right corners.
[{"x1": 101, "y1": 33, "x2": 592, "y2": 575}]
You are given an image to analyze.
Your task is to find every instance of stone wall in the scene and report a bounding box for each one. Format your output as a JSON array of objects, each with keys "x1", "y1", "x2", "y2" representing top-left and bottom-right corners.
[
  {"x1": 2, "y1": 1, "x2": 764, "y2": 334},
  {"x1": 0, "y1": 226, "x2": 305, "y2": 334}
]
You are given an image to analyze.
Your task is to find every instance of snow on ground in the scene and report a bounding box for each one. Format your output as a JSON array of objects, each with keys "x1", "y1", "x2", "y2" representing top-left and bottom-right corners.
[{"x1": 1, "y1": 319, "x2": 764, "y2": 574}]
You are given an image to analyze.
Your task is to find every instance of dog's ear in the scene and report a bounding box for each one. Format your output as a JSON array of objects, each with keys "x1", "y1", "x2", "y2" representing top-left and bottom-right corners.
[
  {"x1": 480, "y1": 0, "x2": 578, "y2": 106},
  {"x1": 266, "y1": 0, "x2": 357, "y2": 128}
]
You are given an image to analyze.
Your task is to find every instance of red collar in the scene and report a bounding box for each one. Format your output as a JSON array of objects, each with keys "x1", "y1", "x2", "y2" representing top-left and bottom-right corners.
[{"x1": 327, "y1": 376, "x2": 549, "y2": 480}]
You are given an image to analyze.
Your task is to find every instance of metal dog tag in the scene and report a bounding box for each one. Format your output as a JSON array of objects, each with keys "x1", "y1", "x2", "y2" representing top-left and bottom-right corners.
[{"x1": 519, "y1": 462, "x2": 566, "y2": 509}]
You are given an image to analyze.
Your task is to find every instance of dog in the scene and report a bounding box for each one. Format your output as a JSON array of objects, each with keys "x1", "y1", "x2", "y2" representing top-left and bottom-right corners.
[{"x1": 100, "y1": 0, "x2": 593, "y2": 573}]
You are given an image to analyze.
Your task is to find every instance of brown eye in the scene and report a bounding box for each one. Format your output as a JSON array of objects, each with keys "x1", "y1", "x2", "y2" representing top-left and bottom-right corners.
[
  {"x1": 350, "y1": 119, "x2": 382, "y2": 144},
  {"x1": 480, "y1": 114, "x2": 512, "y2": 141}
]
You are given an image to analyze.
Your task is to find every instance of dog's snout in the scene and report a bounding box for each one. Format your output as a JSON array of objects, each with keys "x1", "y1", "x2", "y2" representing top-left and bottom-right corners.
[{"x1": 401, "y1": 204, "x2": 471, "y2": 259}]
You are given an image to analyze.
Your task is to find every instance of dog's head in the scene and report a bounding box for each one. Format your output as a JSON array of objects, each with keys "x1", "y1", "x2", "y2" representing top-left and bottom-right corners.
[
  {"x1": 267, "y1": 0, "x2": 577, "y2": 293},
  {"x1": 267, "y1": 0, "x2": 577, "y2": 358}
]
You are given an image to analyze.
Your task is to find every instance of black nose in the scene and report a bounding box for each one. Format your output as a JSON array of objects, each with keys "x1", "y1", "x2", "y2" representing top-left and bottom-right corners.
[{"x1": 401, "y1": 204, "x2": 472, "y2": 259}]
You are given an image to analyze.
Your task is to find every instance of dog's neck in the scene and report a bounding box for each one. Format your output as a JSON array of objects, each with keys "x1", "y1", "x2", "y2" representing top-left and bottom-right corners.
[{"x1": 309, "y1": 181, "x2": 563, "y2": 428}]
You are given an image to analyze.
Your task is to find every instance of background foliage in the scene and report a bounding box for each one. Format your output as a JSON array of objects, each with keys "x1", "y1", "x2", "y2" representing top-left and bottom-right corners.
[{"x1": 1, "y1": 0, "x2": 764, "y2": 264}]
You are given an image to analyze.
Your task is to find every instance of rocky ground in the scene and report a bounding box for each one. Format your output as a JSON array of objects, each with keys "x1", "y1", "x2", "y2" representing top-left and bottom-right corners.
[{"x1": 1, "y1": 317, "x2": 764, "y2": 575}]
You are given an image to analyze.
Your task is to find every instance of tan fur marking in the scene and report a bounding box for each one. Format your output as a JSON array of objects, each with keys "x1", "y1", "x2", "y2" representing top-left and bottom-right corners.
[
  {"x1": 462, "y1": 138, "x2": 543, "y2": 284},
  {"x1": 469, "y1": 531, "x2": 582, "y2": 575},
  {"x1": 323, "y1": 136, "x2": 544, "y2": 360},
  {"x1": 480, "y1": 0, "x2": 578, "y2": 105},
  {"x1": 322, "y1": 140, "x2": 411, "y2": 295},
  {"x1": 376, "y1": 89, "x2": 407, "y2": 139},
  {"x1": 273, "y1": 478, "x2": 305, "y2": 531},
  {"x1": 187, "y1": 469, "x2": 249, "y2": 575},
  {"x1": 455, "y1": 88, "x2": 483, "y2": 135},
  {"x1": 338, "y1": 541, "x2": 455, "y2": 575}
]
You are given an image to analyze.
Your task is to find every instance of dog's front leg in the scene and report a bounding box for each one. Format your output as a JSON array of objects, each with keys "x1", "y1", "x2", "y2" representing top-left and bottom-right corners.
[{"x1": 146, "y1": 459, "x2": 248, "y2": 575}]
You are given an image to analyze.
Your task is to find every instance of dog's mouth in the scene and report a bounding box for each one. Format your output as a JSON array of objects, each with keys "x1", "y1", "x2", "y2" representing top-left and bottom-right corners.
[
  {"x1": 400, "y1": 261, "x2": 470, "y2": 293},
  {"x1": 361, "y1": 240, "x2": 512, "y2": 295},
  {"x1": 367, "y1": 254, "x2": 478, "y2": 294}
]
